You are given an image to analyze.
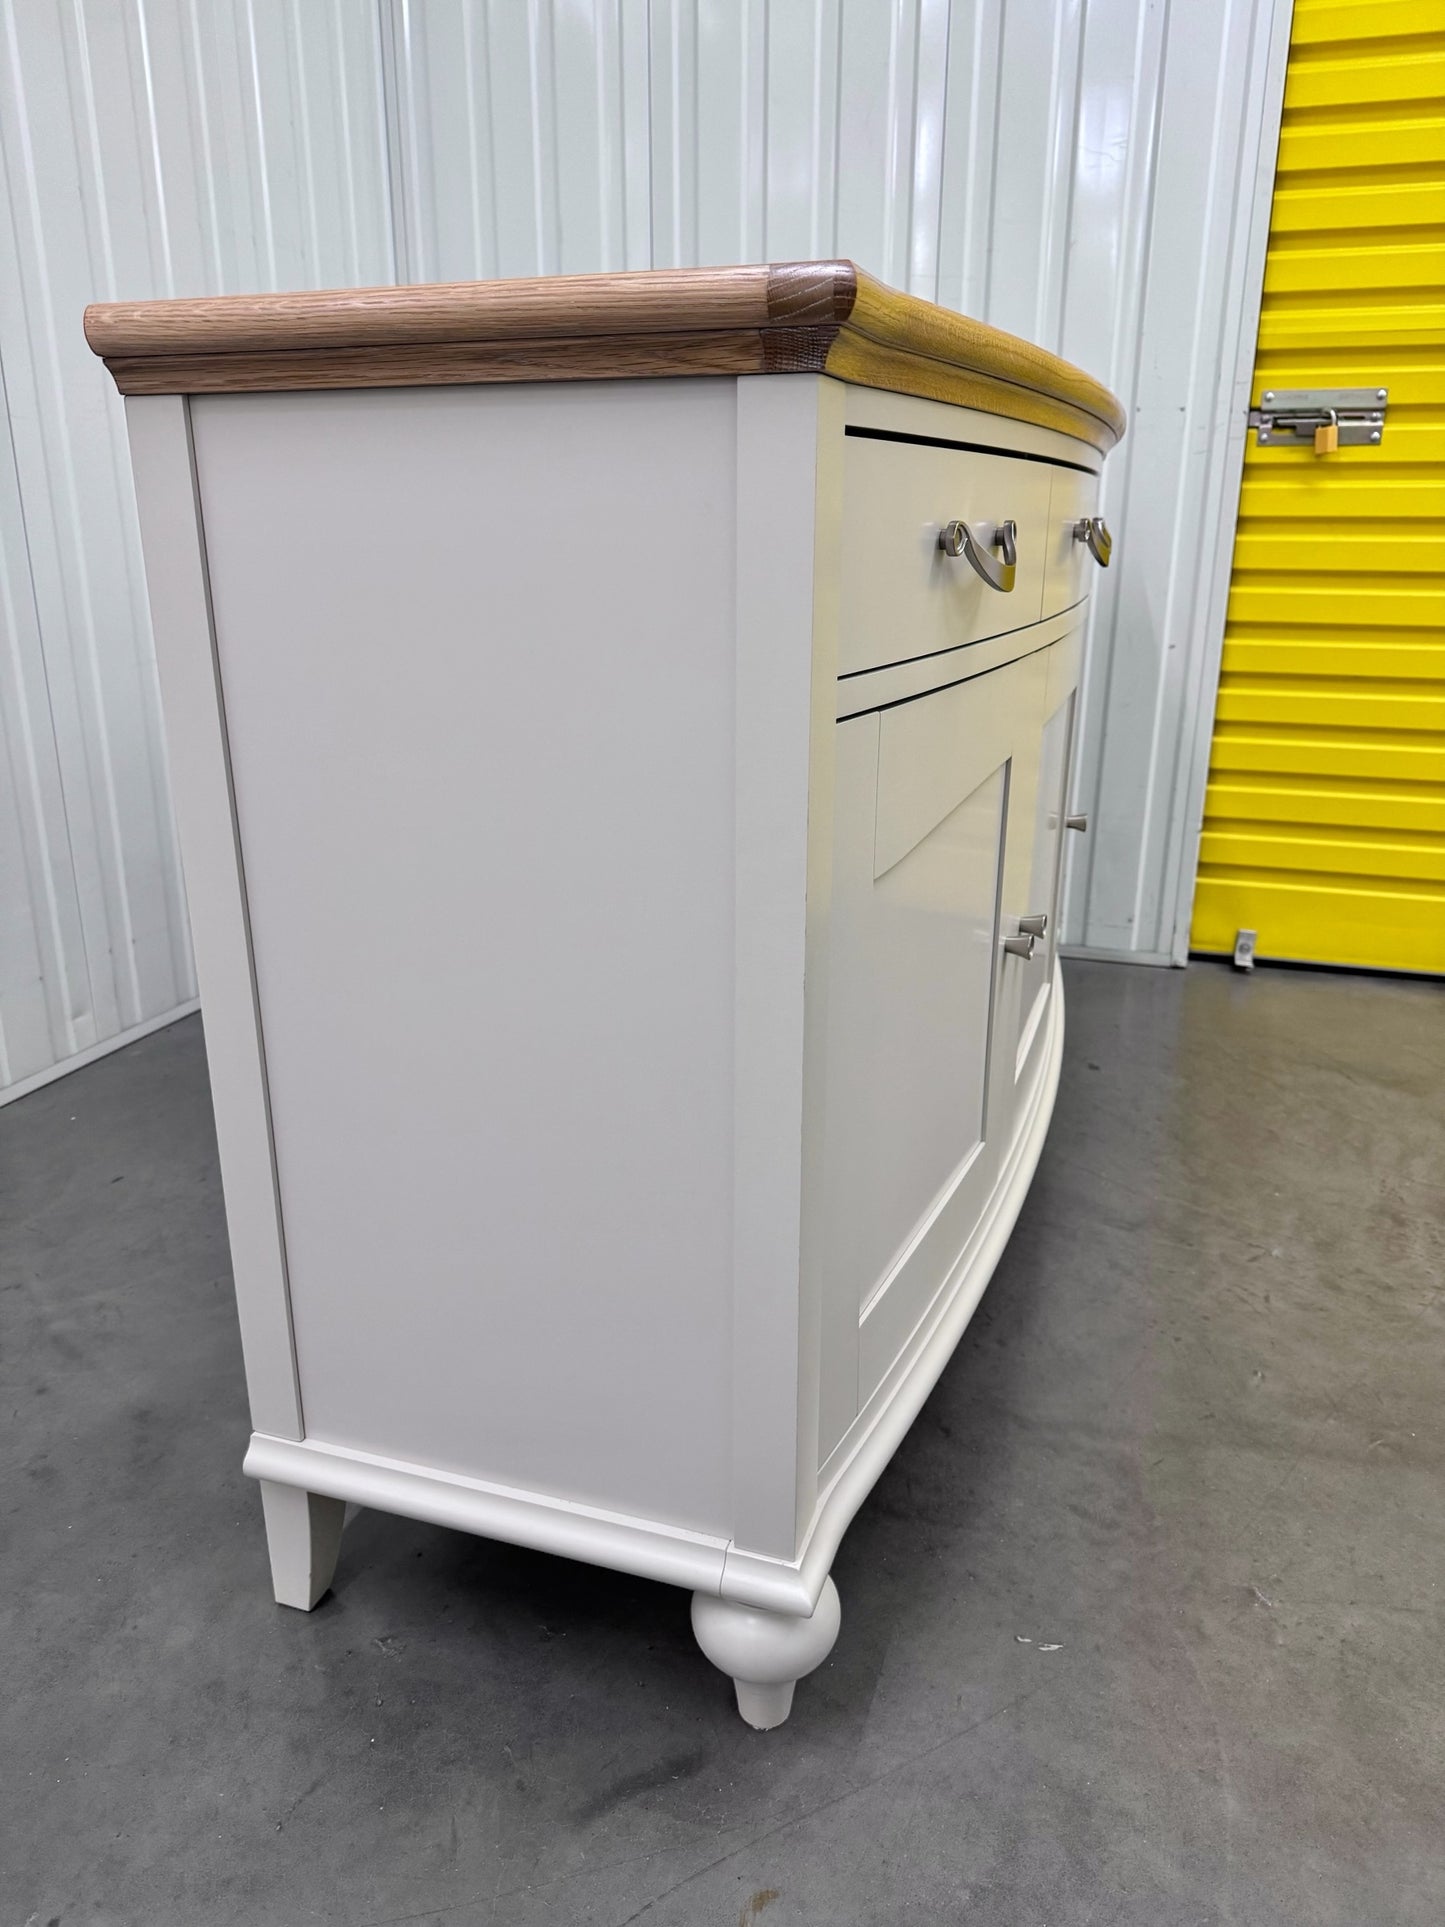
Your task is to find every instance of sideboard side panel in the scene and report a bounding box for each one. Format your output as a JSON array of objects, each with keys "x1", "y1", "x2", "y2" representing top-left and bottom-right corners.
[
  {"x1": 123, "y1": 395, "x2": 304, "y2": 1440},
  {"x1": 189, "y1": 380, "x2": 738, "y2": 1534}
]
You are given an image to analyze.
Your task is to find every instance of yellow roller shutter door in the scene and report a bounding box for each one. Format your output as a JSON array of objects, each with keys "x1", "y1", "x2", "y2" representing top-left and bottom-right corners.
[{"x1": 1191, "y1": 0, "x2": 1445, "y2": 974}]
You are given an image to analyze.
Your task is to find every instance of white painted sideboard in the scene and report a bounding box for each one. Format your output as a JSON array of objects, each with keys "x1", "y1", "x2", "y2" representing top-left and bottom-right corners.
[{"x1": 87, "y1": 262, "x2": 1122, "y2": 1727}]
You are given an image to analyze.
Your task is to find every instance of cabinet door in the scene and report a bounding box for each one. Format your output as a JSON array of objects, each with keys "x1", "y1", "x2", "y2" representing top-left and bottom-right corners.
[
  {"x1": 1009, "y1": 631, "x2": 1082, "y2": 1099},
  {"x1": 817, "y1": 654, "x2": 1040, "y2": 1457}
]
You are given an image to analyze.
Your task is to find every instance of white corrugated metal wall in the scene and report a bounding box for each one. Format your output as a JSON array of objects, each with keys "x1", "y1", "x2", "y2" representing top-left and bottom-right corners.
[
  {"x1": 0, "y1": 0, "x2": 1289, "y2": 1098},
  {"x1": 0, "y1": 0, "x2": 393, "y2": 1097}
]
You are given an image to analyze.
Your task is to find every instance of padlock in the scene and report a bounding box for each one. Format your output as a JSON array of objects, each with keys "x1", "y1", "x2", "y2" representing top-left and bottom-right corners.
[{"x1": 1314, "y1": 409, "x2": 1339, "y2": 454}]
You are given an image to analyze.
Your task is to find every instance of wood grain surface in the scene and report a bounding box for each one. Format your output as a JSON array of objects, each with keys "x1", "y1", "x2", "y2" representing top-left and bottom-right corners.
[{"x1": 86, "y1": 260, "x2": 1126, "y2": 450}]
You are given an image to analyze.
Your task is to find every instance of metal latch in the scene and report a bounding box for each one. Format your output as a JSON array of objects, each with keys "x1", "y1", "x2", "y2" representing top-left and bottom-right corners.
[{"x1": 1247, "y1": 387, "x2": 1387, "y2": 449}]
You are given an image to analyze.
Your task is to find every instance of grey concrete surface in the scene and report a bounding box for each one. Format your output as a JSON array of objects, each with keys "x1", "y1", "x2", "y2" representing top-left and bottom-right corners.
[{"x1": 4, "y1": 958, "x2": 1443, "y2": 1927}]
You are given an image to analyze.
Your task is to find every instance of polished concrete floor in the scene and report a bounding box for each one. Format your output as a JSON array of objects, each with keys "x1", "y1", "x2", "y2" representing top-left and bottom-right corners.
[{"x1": 5, "y1": 958, "x2": 1443, "y2": 1926}]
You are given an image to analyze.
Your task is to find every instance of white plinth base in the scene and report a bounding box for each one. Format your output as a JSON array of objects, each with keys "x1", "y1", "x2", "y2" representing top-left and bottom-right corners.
[{"x1": 691, "y1": 1575, "x2": 842, "y2": 1728}]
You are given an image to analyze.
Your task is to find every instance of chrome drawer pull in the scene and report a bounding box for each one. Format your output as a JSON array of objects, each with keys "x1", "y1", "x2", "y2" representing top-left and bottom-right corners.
[
  {"x1": 939, "y1": 517, "x2": 1017, "y2": 592},
  {"x1": 1065, "y1": 812, "x2": 1088, "y2": 832},
  {"x1": 1073, "y1": 516, "x2": 1112, "y2": 567},
  {"x1": 1002, "y1": 933, "x2": 1035, "y2": 958},
  {"x1": 1018, "y1": 912, "x2": 1048, "y2": 938}
]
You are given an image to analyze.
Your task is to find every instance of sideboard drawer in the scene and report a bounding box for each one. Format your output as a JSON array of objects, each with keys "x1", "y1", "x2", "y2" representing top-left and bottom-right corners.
[
  {"x1": 839, "y1": 434, "x2": 1050, "y2": 678},
  {"x1": 1042, "y1": 465, "x2": 1104, "y2": 618}
]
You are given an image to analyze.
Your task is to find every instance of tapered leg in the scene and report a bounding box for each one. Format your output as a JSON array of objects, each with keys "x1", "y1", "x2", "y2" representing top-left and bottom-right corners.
[
  {"x1": 691, "y1": 1576, "x2": 841, "y2": 1729},
  {"x1": 259, "y1": 1480, "x2": 346, "y2": 1610}
]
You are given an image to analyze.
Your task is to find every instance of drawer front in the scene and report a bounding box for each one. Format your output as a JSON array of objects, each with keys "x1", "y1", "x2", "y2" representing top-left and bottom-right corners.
[
  {"x1": 1041, "y1": 465, "x2": 1103, "y2": 618},
  {"x1": 839, "y1": 434, "x2": 1051, "y2": 679}
]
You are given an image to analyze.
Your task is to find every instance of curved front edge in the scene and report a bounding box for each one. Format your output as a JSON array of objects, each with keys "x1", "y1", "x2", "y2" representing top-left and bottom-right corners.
[{"x1": 722, "y1": 959, "x2": 1067, "y2": 1618}]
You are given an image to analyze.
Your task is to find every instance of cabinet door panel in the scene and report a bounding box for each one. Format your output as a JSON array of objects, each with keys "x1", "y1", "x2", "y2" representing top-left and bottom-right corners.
[
  {"x1": 819, "y1": 657, "x2": 1038, "y2": 1453},
  {"x1": 875, "y1": 658, "x2": 1024, "y2": 876},
  {"x1": 1012, "y1": 631, "x2": 1082, "y2": 1096}
]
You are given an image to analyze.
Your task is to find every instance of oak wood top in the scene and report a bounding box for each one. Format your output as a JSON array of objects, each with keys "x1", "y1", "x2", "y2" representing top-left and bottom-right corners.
[{"x1": 85, "y1": 261, "x2": 1126, "y2": 453}]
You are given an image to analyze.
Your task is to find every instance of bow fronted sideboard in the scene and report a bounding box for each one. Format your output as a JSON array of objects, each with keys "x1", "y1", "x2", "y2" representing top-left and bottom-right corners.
[{"x1": 88, "y1": 261, "x2": 1123, "y2": 1727}]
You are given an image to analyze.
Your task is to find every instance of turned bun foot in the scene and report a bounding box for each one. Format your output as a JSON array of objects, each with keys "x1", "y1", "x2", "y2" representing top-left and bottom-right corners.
[{"x1": 691, "y1": 1576, "x2": 841, "y2": 1729}]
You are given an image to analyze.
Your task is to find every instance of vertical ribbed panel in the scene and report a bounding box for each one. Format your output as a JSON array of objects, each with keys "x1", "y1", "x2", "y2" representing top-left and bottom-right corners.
[
  {"x1": 385, "y1": 0, "x2": 653, "y2": 280},
  {"x1": 0, "y1": 0, "x2": 1290, "y2": 1094},
  {"x1": 1069, "y1": 0, "x2": 1295, "y2": 960},
  {"x1": 1191, "y1": 0, "x2": 1445, "y2": 972},
  {"x1": 0, "y1": 0, "x2": 393, "y2": 1096}
]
